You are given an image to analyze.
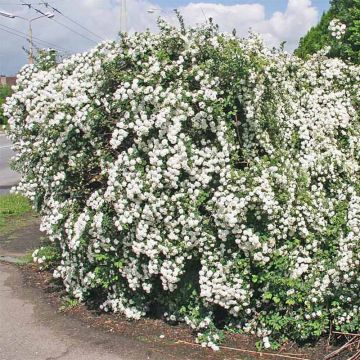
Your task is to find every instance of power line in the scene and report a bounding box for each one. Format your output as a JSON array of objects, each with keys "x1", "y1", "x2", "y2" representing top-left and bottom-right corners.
[
  {"x1": 0, "y1": 2, "x2": 29, "y2": 4},
  {"x1": 0, "y1": 24, "x2": 28, "y2": 39},
  {"x1": 21, "y1": 1, "x2": 62, "y2": 9},
  {"x1": 28, "y1": 5, "x2": 99, "y2": 44},
  {"x1": 0, "y1": 1, "x2": 60, "y2": 5},
  {"x1": 48, "y1": 16, "x2": 98, "y2": 44},
  {"x1": 0, "y1": 22, "x2": 70, "y2": 54},
  {"x1": 40, "y1": 1, "x2": 104, "y2": 41},
  {"x1": 0, "y1": 26, "x2": 70, "y2": 63},
  {"x1": 0, "y1": 24, "x2": 43, "y2": 50},
  {"x1": 0, "y1": 22, "x2": 68, "y2": 52}
]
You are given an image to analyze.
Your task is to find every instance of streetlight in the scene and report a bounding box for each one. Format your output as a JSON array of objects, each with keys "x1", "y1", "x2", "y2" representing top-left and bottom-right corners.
[
  {"x1": 147, "y1": 8, "x2": 162, "y2": 14},
  {"x1": 146, "y1": 8, "x2": 178, "y2": 27},
  {"x1": 0, "y1": 11, "x2": 15, "y2": 18},
  {"x1": 0, "y1": 10, "x2": 54, "y2": 64},
  {"x1": 146, "y1": 8, "x2": 177, "y2": 17}
]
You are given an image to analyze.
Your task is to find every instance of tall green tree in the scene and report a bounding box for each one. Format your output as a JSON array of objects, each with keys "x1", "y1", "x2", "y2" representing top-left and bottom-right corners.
[
  {"x1": 295, "y1": 0, "x2": 360, "y2": 64},
  {"x1": 0, "y1": 84, "x2": 12, "y2": 126}
]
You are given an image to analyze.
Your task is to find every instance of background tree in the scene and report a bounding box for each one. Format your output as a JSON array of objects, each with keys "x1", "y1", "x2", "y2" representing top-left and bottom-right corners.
[
  {"x1": 295, "y1": 0, "x2": 360, "y2": 64},
  {"x1": 0, "y1": 84, "x2": 12, "y2": 126}
]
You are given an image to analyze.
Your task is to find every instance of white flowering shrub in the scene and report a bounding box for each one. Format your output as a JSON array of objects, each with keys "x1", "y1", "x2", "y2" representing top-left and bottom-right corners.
[
  {"x1": 328, "y1": 18, "x2": 347, "y2": 40},
  {"x1": 4, "y1": 19, "x2": 360, "y2": 348},
  {"x1": 32, "y1": 243, "x2": 61, "y2": 270}
]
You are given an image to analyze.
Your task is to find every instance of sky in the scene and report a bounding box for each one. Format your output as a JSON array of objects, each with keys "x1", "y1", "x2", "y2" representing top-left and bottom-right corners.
[{"x1": 0, "y1": 0, "x2": 331, "y2": 75}]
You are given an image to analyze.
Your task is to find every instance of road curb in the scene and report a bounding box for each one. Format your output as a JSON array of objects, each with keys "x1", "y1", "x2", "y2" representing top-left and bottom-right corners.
[{"x1": 0, "y1": 255, "x2": 26, "y2": 264}]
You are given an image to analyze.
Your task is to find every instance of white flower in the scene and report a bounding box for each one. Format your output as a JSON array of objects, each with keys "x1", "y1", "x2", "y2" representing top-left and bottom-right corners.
[{"x1": 5, "y1": 20, "x2": 360, "y2": 351}]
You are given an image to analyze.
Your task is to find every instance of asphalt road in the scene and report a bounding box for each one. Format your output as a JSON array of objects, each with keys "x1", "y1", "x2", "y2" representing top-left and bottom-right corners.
[
  {"x1": 0, "y1": 133, "x2": 20, "y2": 194},
  {"x1": 0, "y1": 263, "x2": 170, "y2": 360}
]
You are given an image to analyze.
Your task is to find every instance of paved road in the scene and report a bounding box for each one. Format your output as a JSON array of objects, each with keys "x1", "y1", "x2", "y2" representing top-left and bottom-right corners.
[
  {"x1": 0, "y1": 133, "x2": 21, "y2": 194},
  {"x1": 0, "y1": 263, "x2": 171, "y2": 360}
]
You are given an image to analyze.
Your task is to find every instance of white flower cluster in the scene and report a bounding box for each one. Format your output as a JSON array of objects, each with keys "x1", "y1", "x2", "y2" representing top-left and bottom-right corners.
[
  {"x1": 4, "y1": 21, "x2": 360, "y2": 347},
  {"x1": 197, "y1": 332, "x2": 221, "y2": 351},
  {"x1": 32, "y1": 248, "x2": 46, "y2": 264},
  {"x1": 328, "y1": 18, "x2": 346, "y2": 40}
]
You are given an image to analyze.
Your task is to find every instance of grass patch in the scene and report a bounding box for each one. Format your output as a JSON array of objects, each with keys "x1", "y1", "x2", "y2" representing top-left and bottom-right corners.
[
  {"x1": 0, "y1": 193, "x2": 31, "y2": 215},
  {"x1": 20, "y1": 251, "x2": 35, "y2": 265},
  {"x1": 59, "y1": 296, "x2": 79, "y2": 312},
  {"x1": 0, "y1": 193, "x2": 32, "y2": 230}
]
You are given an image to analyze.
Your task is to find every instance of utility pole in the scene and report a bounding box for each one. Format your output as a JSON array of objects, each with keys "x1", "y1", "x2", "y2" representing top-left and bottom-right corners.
[
  {"x1": 120, "y1": 0, "x2": 127, "y2": 33},
  {"x1": 0, "y1": 10, "x2": 54, "y2": 64},
  {"x1": 28, "y1": 20, "x2": 33, "y2": 63}
]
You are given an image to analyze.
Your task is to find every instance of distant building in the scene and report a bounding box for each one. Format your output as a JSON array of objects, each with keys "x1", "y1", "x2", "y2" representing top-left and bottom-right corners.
[{"x1": 0, "y1": 76, "x2": 16, "y2": 87}]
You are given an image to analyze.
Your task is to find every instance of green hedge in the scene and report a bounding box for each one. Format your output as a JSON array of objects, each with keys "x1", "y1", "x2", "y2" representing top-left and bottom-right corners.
[{"x1": 5, "y1": 20, "x2": 360, "y2": 350}]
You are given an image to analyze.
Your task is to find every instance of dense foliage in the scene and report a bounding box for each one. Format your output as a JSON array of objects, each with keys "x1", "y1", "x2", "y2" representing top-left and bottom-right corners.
[
  {"x1": 296, "y1": 0, "x2": 360, "y2": 64},
  {"x1": 0, "y1": 84, "x2": 12, "y2": 125},
  {"x1": 5, "y1": 21, "x2": 360, "y2": 350}
]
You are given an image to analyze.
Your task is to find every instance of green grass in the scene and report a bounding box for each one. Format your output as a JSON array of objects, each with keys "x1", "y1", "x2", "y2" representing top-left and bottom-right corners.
[
  {"x1": 0, "y1": 193, "x2": 32, "y2": 229},
  {"x1": 20, "y1": 251, "x2": 35, "y2": 264},
  {"x1": 59, "y1": 297, "x2": 79, "y2": 311}
]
